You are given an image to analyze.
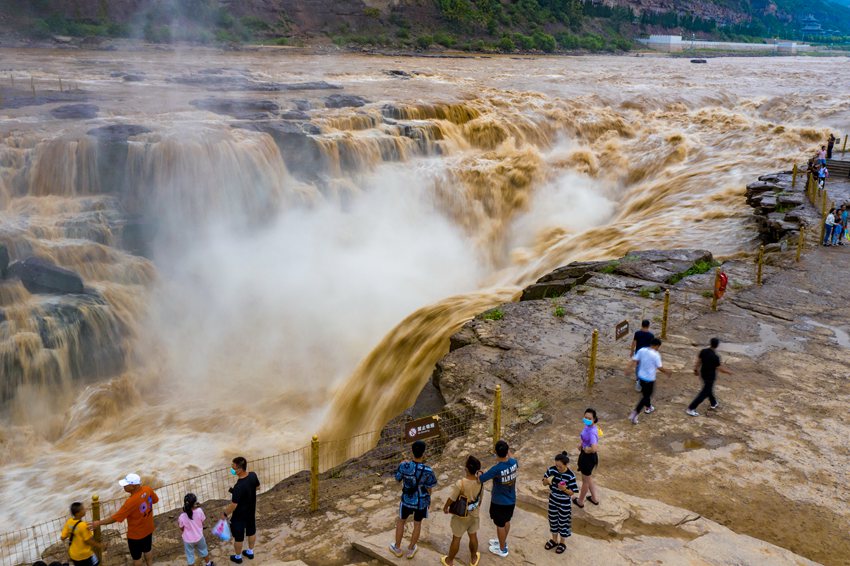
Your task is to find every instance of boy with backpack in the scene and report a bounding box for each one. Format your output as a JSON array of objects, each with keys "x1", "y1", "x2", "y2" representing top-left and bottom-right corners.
[
  {"x1": 60, "y1": 502, "x2": 104, "y2": 566},
  {"x1": 389, "y1": 440, "x2": 438, "y2": 559}
]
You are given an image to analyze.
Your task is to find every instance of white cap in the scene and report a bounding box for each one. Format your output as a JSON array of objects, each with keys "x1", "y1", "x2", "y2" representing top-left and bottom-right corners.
[{"x1": 118, "y1": 473, "x2": 141, "y2": 487}]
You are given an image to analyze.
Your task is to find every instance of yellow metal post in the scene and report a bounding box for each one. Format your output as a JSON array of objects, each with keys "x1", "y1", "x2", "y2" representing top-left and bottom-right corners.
[
  {"x1": 796, "y1": 227, "x2": 805, "y2": 262},
  {"x1": 756, "y1": 244, "x2": 764, "y2": 286},
  {"x1": 822, "y1": 191, "x2": 829, "y2": 216},
  {"x1": 820, "y1": 212, "x2": 827, "y2": 246},
  {"x1": 587, "y1": 329, "x2": 599, "y2": 388},
  {"x1": 92, "y1": 494, "x2": 103, "y2": 563},
  {"x1": 791, "y1": 163, "x2": 798, "y2": 188},
  {"x1": 492, "y1": 385, "x2": 502, "y2": 446},
  {"x1": 843, "y1": 134, "x2": 848, "y2": 154},
  {"x1": 661, "y1": 289, "x2": 670, "y2": 339},
  {"x1": 310, "y1": 435, "x2": 319, "y2": 512},
  {"x1": 711, "y1": 268, "x2": 720, "y2": 311}
]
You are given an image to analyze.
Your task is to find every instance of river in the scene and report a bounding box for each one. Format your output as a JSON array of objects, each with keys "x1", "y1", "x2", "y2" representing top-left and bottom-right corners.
[{"x1": 0, "y1": 48, "x2": 847, "y2": 530}]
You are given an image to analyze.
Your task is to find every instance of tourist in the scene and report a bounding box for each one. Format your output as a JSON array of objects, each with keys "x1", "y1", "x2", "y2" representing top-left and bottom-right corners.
[
  {"x1": 833, "y1": 207, "x2": 846, "y2": 246},
  {"x1": 828, "y1": 134, "x2": 836, "y2": 159},
  {"x1": 542, "y1": 452, "x2": 578, "y2": 555},
  {"x1": 818, "y1": 145, "x2": 827, "y2": 165},
  {"x1": 221, "y1": 457, "x2": 261, "y2": 564},
  {"x1": 179, "y1": 493, "x2": 214, "y2": 566},
  {"x1": 479, "y1": 439, "x2": 518, "y2": 558},
  {"x1": 686, "y1": 338, "x2": 733, "y2": 416},
  {"x1": 441, "y1": 455, "x2": 483, "y2": 566},
  {"x1": 89, "y1": 473, "x2": 158, "y2": 566},
  {"x1": 818, "y1": 164, "x2": 829, "y2": 189},
  {"x1": 631, "y1": 320, "x2": 654, "y2": 392},
  {"x1": 841, "y1": 206, "x2": 849, "y2": 245},
  {"x1": 823, "y1": 208, "x2": 836, "y2": 246},
  {"x1": 61, "y1": 502, "x2": 103, "y2": 566},
  {"x1": 574, "y1": 408, "x2": 600, "y2": 507},
  {"x1": 390, "y1": 440, "x2": 437, "y2": 559},
  {"x1": 627, "y1": 338, "x2": 671, "y2": 424}
]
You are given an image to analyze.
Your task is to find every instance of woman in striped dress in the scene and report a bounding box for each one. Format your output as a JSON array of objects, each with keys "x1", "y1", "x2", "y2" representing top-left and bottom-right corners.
[{"x1": 542, "y1": 452, "x2": 578, "y2": 555}]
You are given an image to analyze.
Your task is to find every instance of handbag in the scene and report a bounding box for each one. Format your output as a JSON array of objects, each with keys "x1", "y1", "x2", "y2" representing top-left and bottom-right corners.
[{"x1": 448, "y1": 480, "x2": 483, "y2": 517}]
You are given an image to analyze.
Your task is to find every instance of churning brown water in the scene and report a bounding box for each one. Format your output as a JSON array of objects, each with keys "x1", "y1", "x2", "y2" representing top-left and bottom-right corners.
[{"x1": 0, "y1": 48, "x2": 846, "y2": 528}]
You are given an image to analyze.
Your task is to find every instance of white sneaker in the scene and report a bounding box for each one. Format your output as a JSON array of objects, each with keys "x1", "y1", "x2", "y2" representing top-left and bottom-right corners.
[
  {"x1": 686, "y1": 409, "x2": 699, "y2": 417},
  {"x1": 628, "y1": 411, "x2": 638, "y2": 425},
  {"x1": 406, "y1": 545, "x2": 418, "y2": 559},
  {"x1": 488, "y1": 546, "x2": 509, "y2": 558},
  {"x1": 644, "y1": 405, "x2": 655, "y2": 414},
  {"x1": 388, "y1": 543, "x2": 403, "y2": 558},
  {"x1": 709, "y1": 404, "x2": 719, "y2": 410}
]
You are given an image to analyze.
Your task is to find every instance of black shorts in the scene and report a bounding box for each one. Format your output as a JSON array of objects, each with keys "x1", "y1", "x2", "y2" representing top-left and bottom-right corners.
[
  {"x1": 399, "y1": 504, "x2": 427, "y2": 522},
  {"x1": 489, "y1": 502, "x2": 515, "y2": 528},
  {"x1": 578, "y1": 451, "x2": 599, "y2": 476},
  {"x1": 127, "y1": 534, "x2": 152, "y2": 560},
  {"x1": 72, "y1": 556, "x2": 99, "y2": 566},
  {"x1": 230, "y1": 517, "x2": 257, "y2": 542}
]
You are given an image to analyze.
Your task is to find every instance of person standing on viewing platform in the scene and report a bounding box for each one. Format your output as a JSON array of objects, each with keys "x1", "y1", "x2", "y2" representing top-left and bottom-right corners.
[
  {"x1": 542, "y1": 451, "x2": 577, "y2": 555},
  {"x1": 573, "y1": 408, "x2": 601, "y2": 508},
  {"x1": 630, "y1": 320, "x2": 654, "y2": 392},
  {"x1": 686, "y1": 338, "x2": 732, "y2": 417},
  {"x1": 61, "y1": 501, "x2": 104, "y2": 566},
  {"x1": 818, "y1": 163, "x2": 829, "y2": 189},
  {"x1": 89, "y1": 473, "x2": 158, "y2": 566},
  {"x1": 441, "y1": 455, "x2": 483, "y2": 566},
  {"x1": 222, "y1": 457, "x2": 260, "y2": 564},
  {"x1": 828, "y1": 134, "x2": 836, "y2": 159},
  {"x1": 833, "y1": 206, "x2": 847, "y2": 246},
  {"x1": 479, "y1": 440, "x2": 518, "y2": 558},
  {"x1": 628, "y1": 338, "x2": 671, "y2": 424},
  {"x1": 824, "y1": 208, "x2": 836, "y2": 246},
  {"x1": 390, "y1": 440, "x2": 437, "y2": 559},
  {"x1": 818, "y1": 145, "x2": 827, "y2": 165}
]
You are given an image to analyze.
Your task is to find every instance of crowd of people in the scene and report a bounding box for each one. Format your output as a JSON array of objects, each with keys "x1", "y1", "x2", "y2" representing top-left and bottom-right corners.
[
  {"x1": 388, "y1": 414, "x2": 600, "y2": 564},
  {"x1": 47, "y1": 457, "x2": 261, "y2": 566},
  {"x1": 807, "y1": 137, "x2": 850, "y2": 247}
]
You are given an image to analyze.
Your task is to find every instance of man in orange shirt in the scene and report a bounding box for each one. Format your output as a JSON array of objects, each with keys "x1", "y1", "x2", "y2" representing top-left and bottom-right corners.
[{"x1": 90, "y1": 473, "x2": 159, "y2": 566}]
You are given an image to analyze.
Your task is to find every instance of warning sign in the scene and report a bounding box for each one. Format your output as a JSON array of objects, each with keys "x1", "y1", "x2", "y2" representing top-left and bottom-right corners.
[{"x1": 404, "y1": 415, "x2": 441, "y2": 443}]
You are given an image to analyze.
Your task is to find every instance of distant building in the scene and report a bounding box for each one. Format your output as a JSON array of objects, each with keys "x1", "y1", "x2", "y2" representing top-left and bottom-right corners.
[{"x1": 800, "y1": 14, "x2": 825, "y2": 37}]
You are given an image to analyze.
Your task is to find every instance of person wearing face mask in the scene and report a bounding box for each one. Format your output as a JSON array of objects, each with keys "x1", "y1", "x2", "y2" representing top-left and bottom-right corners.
[
  {"x1": 221, "y1": 457, "x2": 260, "y2": 564},
  {"x1": 573, "y1": 409, "x2": 601, "y2": 508}
]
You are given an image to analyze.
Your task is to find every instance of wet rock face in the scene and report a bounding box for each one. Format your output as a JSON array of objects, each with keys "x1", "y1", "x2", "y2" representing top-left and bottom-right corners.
[
  {"x1": 50, "y1": 103, "x2": 99, "y2": 119},
  {"x1": 7, "y1": 257, "x2": 85, "y2": 295},
  {"x1": 325, "y1": 94, "x2": 369, "y2": 108},
  {"x1": 191, "y1": 98, "x2": 280, "y2": 119},
  {"x1": 0, "y1": 245, "x2": 8, "y2": 278},
  {"x1": 87, "y1": 124, "x2": 152, "y2": 142},
  {"x1": 168, "y1": 73, "x2": 341, "y2": 92},
  {"x1": 235, "y1": 120, "x2": 324, "y2": 179}
]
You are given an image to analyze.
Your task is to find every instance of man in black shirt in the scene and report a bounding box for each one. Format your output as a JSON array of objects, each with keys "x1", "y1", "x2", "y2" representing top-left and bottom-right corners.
[
  {"x1": 631, "y1": 320, "x2": 654, "y2": 392},
  {"x1": 222, "y1": 457, "x2": 260, "y2": 564},
  {"x1": 686, "y1": 338, "x2": 732, "y2": 416}
]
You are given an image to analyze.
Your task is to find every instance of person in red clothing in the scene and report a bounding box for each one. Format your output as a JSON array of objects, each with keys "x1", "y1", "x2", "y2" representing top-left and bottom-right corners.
[{"x1": 90, "y1": 473, "x2": 159, "y2": 566}]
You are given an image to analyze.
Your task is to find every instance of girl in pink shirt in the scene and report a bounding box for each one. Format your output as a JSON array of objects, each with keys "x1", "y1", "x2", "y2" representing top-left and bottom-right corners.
[{"x1": 178, "y1": 493, "x2": 214, "y2": 566}]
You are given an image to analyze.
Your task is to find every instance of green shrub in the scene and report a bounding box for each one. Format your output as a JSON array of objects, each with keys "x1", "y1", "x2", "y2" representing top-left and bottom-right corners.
[
  {"x1": 416, "y1": 35, "x2": 433, "y2": 49},
  {"x1": 579, "y1": 34, "x2": 605, "y2": 51},
  {"x1": 496, "y1": 35, "x2": 515, "y2": 52},
  {"x1": 667, "y1": 260, "x2": 719, "y2": 284},
  {"x1": 555, "y1": 32, "x2": 579, "y2": 49},
  {"x1": 433, "y1": 31, "x2": 456, "y2": 47},
  {"x1": 638, "y1": 285, "x2": 662, "y2": 299},
  {"x1": 28, "y1": 18, "x2": 51, "y2": 39},
  {"x1": 599, "y1": 261, "x2": 619, "y2": 274},
  {"x1": 482, "y1": 308, "x2": 504, "y2": 321},
  {"x1": 274, "y1": 36, "x2": 290, "y2": 45},
  {"x1": 146, "y1": 23, "x2": 173, "y2": 43},
  {"x1": 554, "y1": 305, "x2": 566, "y2": 317},
  {"x1": 396, "y1": 28, "x2": 410, "y2": 39},
  {"x1": 471, "y1": 39, "x2": 487, "y2": 51},
  {"x1": 241, "y1": 16, "x2": 269, "y2": 31},
  {"x1": 512, "y1": 33, "x2": 534, "y2": 50},
  {"x1": 363, "y1": 7, "x2": 381, "y2": 19},
  {"x1": 531, "y1": 30, "x2": 556, "y2": 52}
]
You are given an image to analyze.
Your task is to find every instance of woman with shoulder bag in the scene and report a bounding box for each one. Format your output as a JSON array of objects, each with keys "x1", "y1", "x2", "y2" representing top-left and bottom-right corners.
[{"x1": 441, "y1": 455, "x2": 482, "y2": 566}]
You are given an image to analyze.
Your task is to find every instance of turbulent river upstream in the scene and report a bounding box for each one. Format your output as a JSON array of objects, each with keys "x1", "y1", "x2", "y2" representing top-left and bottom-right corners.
[{"x1": 0, "y1": 48, "x2": 847, "y2": 530}]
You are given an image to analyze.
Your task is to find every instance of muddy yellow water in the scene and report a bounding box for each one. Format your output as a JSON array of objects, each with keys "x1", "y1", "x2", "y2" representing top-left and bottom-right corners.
[{"x1": 0, "y1": 48, "x2": 847, "y2": 531}]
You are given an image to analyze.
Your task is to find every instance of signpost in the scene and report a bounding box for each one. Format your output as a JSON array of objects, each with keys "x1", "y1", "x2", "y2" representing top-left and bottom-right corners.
[
  {"x1": 404, "y1": 415, "x2": 441, "y2": 443},
  {"x1": 615, "y1": 320, "x2": 629, "y2": 341}
]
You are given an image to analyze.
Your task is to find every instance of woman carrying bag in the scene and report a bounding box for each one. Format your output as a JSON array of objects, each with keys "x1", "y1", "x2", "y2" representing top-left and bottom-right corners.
[{"x1": 441, "y1": 455, "x2": 483, "y2": 566}]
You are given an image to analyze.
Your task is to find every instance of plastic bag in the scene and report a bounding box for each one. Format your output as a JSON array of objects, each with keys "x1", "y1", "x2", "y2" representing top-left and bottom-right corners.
[{"x1": 212, "y1": 519, "x2": 231, "y2": 541}]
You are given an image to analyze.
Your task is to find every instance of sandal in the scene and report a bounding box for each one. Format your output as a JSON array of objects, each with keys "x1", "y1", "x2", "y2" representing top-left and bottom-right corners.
[
  {"x1": 572, "y1": 496, "x2": 585, "y2": 508},
  {"x1": 545, "y1": 539, "x2": 558, "y2": 550},
  {"x1": 588, "y1": 496, "x2": 600, "y2": 506},
  {"x1": 440, "y1": 557, "x2": 451, "y2": 566},
  {"x1": 470, "y1": 552, "x2": 481, "y2": 566},
  {"x1": 555, "y1": 543, "x2": 566, "y2": 554}
]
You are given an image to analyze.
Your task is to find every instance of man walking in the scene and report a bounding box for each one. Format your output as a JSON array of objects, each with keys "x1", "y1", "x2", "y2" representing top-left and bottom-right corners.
[
  {"x1": 389, "y1": 440, "x2": 437, "y2": 559},
  {"x1": 222, "y1": 457, "x2": 260, "y2": 564},
  {"x1": 628, "y1": 338, "x2": 671, "y2": 424},
  {"x1": 90, "y1": 473, "x2": 158, "y2": 566},
  {"x1": 687, "y1": 338, "x2": 732, "y2": 416},
  {"x1": 479, "y1": 440, "x2": 518, "y2": 558},
  {"x1": 630, "y1": 319, "x2": 654, "y2": 392}
]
